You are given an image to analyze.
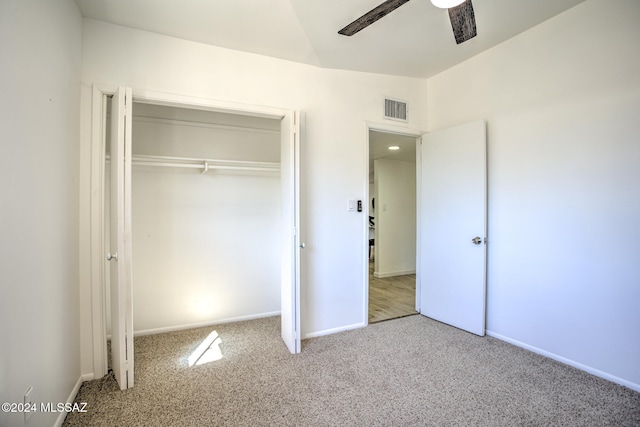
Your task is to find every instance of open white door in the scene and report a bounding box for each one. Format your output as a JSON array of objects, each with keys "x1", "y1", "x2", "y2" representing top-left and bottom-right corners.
[
  {"x1": 280, "y1": 111, "x2": 301, "y2": 353},
  {"x1": 419, "y1": 120, "x2": 487, "y2": 336},
  {"x1": 108, "y1": 87, "x2": 134, "y2": 388}
]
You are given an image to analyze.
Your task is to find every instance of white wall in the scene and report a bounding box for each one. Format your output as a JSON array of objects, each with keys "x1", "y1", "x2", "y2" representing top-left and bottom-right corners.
[
  {"x1": 427, "y1": 0, "x2": 640, "y2": 389},
  {"x1": 130, "y1": 103, "x2": 282, "y2": 161},
  {"x1": 128, "y1": 106, "x2": 282, "y2": 333},
  {"x1": 0, "y1": 0, "x2": 82, "y2": 426},
  {"x1": 374, "y1": 159, "x2": 417, "y2": 277},
  {"x1": 78, "y1": 18, "x2": 429, "y2": 374},
  {"x1": 131, "y1": 170, "x2": 281, "y2": 333}
]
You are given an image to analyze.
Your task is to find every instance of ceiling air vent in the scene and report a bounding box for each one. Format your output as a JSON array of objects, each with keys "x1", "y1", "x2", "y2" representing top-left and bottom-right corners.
[{"x1": 384, "y1": 98, "x2": 408, "y2": 122}]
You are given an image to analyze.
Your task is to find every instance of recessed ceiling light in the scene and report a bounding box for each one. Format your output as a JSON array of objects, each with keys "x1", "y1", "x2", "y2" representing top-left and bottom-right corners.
[{"x1": 388, "y1": 146, "x2": 400, "y2": 151}]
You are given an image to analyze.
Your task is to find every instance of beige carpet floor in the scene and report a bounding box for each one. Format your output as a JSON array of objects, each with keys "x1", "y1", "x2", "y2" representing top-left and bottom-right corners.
[{"x1": 64, "y1": 315, "x2": 640, "y2": 426}]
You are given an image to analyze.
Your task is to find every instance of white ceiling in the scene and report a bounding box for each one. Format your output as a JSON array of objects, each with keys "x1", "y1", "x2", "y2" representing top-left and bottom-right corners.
[
  {"x1": 369, "y1": 130, "x2": 417, "y2": 182},
  {"x1": 75, "y1": 0, "x2": 585, "y2": 78},
  {"x1": 370, "y1": 131, "x2": 417, "y2": 163}
]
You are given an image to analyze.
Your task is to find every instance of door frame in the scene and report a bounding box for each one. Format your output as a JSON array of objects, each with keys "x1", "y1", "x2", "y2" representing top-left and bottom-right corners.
[
  {"x1": 88, "y1": 84, "x2": 300, "y2": 378},
  {"x1": 363, "y1": 122, "x2": 424, "y2": 325}
]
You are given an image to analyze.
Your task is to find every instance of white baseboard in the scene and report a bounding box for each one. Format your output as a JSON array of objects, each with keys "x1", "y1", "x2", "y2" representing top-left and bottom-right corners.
[
  {"x1": 486, "y1": 330, "x2": 640, "y2": 393},
  {"x1": 54, "y1": 375, "x2": 84, "y2": 427},
  {"x1": 303, "y1": 322, "x2": 366, "y2": 339},
  {"x1": 81, "y1": 373, "x2": 94, "y2": 382},
  {"x1": 373, "y1": 269, "x2": 416, "y2": 278},
  {"x1": 133, "y1": 311, "x2": 281, "y2": 337}
]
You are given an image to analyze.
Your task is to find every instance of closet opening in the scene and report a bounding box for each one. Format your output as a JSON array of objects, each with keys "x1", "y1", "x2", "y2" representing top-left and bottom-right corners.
[{"x1": 104, "y1": 99, "x2": 285, "y2": 372}]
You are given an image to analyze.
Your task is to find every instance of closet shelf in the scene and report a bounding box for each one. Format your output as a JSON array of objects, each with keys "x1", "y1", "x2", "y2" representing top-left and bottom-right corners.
[{"x1": 106, "y1": 154, "x2": 280, "y2": 173}]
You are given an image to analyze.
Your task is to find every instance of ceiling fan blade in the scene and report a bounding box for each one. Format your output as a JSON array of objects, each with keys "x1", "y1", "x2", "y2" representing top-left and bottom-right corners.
[
  {"x1": 448, "y1": 0, "x2": 477, "y2": 44},
  {"x1": 338, "y1": 0, "x2": 411, "y2": 36}
]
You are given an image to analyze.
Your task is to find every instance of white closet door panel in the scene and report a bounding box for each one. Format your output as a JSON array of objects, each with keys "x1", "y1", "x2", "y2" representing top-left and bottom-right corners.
[
  {"x1": 109, "y1": 87, "x2": 134, "y2": 389},
  {"x1": 280, "y1": 110, "x2": 301, "y2": 354}
]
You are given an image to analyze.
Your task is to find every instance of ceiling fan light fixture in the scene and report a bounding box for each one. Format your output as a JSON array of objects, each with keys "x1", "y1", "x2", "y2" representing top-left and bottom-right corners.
[
  {"x1": 431, "y1": 0, "x2": 465, "y2": 9},
  {"x1": 337, "y1": 0, "x2": 477, "y2": 45}
]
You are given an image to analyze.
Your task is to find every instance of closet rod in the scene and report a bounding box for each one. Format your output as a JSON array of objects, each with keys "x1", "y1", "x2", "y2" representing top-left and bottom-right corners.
[
  {"x1": 134, "y1": 154, "x2": 279, "y2": 168},
  {"x1": 106, "y1": 154, "x2": 280, "y2": 172},
  {"x1": 132, "y1": 161, "x2": 277, "y2": 172}
]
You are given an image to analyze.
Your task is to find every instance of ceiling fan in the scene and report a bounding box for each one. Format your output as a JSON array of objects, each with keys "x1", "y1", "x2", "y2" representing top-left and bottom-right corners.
[{"x1": 338, "y1": 0, "x2": 477, "y2": 45}]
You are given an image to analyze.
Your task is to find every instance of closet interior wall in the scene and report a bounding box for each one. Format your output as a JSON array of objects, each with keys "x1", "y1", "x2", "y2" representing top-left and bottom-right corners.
[{"x1": 105, "y1": 102, "x2": 282, "y2": 335}]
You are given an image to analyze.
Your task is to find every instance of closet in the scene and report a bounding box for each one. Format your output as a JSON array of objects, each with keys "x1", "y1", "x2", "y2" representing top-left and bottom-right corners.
[{"x1": 106, "y1": 102, "x2": 282, "y2": 336}]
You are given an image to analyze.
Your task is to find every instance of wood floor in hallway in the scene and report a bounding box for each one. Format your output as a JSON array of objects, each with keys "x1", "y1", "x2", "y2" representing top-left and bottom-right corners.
[{"x1": 368, "y1": 261, "x2": 417, "y2": 323}]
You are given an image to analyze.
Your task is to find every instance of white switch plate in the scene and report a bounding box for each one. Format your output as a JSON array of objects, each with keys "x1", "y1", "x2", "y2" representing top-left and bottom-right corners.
[{"x1": 348, "y1": 200, "x2": 356, "y2": 212}]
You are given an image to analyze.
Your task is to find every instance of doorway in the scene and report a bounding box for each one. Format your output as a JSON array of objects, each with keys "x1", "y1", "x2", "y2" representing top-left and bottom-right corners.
[
  {"x1": 364, "y1": 120, "x2": 488, "y2": 335},
  {"x1": 367, "y1": 129, "x2": 419, "y2": 323},
  {"x1": 91, "y1": 86, "x2": 301, "y2": 386},
  {"x1": 105, "y1": 102, "x2": 282, "y2": 323}
]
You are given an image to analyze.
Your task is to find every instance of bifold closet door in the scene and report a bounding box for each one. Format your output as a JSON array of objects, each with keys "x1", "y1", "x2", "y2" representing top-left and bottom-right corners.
[
  {"x1": 280, "y1": 110, "x2": 301, "y2": 354},
  {"x1": 108, "y1": 86, "x2": 135, "y2": 389}
]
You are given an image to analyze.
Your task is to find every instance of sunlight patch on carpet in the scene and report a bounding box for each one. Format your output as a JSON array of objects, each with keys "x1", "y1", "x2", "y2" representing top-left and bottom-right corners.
[{"x1": 187, "y1": 330, "x2": 223, "y2": 366}]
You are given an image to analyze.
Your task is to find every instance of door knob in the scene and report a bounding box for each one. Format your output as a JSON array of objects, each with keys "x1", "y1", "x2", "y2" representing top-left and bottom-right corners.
[
  {"x1": 107, "y1": 252, "x2": 118, "y2": 261},
  {"x1": 300, "y1": 243, "x2": 306, "y2": 249},
  {"x1": 471, "y1": 237, "x2": 482, "y2": 245}
]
